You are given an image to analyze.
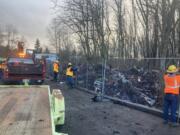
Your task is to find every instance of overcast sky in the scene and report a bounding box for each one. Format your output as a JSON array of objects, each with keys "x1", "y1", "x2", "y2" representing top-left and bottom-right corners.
[{"x1": 0, "y1": 0, "x2": 55, "y2": 48}]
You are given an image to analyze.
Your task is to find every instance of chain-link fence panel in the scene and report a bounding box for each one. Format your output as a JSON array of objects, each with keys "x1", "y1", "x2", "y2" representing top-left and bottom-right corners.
[{"x1": 75, "y1": 58, "x2": 180, "y2": 109}]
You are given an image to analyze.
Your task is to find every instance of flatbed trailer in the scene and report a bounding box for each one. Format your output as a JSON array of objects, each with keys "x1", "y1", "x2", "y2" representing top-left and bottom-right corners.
[{"x1": 0, "y1": 85, "x2": 67, "y2": 135}]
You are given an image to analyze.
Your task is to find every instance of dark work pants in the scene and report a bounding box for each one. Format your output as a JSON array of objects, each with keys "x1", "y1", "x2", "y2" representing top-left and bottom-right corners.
[
  {"x1": 66, "y1": 76, "x2": 74, "y2": 88},
  {"x1": 54, "y1": 72, "x2": 58, "y2": 82},
  {"x1": 0, "y1": 70, "x2": 2, "y2": 79},
  {"x1": 163, "y1": 94, "x2": 178, "y2": 123}
]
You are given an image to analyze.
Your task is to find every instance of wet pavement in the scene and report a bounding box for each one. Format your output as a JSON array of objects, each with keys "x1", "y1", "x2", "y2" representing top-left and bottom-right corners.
[{"x1": 49, "y1": 81, "x2": 180, "y2": 135}]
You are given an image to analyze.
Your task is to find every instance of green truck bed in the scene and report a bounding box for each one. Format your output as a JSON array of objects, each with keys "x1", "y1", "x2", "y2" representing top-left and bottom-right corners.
[{"x1": 0, "y1": 86, "x2": 66, "y2": 135}]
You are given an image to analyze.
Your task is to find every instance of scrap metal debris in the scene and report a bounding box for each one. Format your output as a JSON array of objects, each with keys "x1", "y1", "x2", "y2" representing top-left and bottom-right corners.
[{"x1": 77, "y1": 65, "x2": 162, "y2": 107}]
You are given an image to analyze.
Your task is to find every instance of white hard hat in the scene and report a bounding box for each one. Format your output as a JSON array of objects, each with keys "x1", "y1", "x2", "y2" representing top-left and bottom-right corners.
[
  {"x1": 68, "y1": 62, "x2": 72, "y2": 66},
  {"x1": 55, "y1": 60, "x2": 59, "y2": 63}
]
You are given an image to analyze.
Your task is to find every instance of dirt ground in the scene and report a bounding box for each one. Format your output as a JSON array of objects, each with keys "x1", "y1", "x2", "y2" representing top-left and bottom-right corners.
[{"x1": 48, "y1": 81, "x2": 180, "y2": 135}]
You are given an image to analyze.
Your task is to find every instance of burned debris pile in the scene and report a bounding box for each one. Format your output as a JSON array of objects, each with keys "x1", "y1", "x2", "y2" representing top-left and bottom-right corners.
[{"x1": 77, "y1": 65, "x2": 162, "y2": 107}]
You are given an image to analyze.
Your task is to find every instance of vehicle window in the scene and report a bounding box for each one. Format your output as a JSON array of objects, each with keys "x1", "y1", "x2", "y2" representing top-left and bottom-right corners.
[{"x1": 8, "y1": 58, "x2": 34, "y2": 64}]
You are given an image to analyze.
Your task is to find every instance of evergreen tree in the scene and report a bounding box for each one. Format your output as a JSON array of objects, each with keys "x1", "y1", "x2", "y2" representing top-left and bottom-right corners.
[
  {"x1": 34, "y1": 38, "x2": 42, "y2": 53},
  {"x1": 44, "y1": 47, "x2": 50, "y2": 53}
]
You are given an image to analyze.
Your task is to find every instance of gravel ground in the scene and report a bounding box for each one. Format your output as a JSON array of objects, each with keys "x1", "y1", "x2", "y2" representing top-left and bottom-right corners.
[{"x1": 48, "y1": 81, "x2": 180, "y2": 135}]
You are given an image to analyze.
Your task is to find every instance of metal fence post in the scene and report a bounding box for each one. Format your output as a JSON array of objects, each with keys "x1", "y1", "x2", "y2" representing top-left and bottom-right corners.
[
  {"x1": 86, "y1": 62, "x2": 89, "y2": 89},
  {"x1": 102, "y1": 59, "x2": 106, "y2": 97}
]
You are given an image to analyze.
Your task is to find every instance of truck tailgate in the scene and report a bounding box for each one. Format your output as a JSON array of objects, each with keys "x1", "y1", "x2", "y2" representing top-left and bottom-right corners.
[
  {"x1": 0, "y1": 87, "x2": 52, "y2": 135},
  {"x1": 8, "y1": 64, "x2": 43, "y2": 75}
]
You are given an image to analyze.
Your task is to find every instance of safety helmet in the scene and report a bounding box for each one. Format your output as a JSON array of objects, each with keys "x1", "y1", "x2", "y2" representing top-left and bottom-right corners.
[
  {"x1": 167, "y1": 65, "x2": 178, "y2": 73},
  {"x1": 68, "y1": 62, "x2": 72, "y2": 66},
  {"x1": 54, "y1": 60, "x2": 59, "y2": 63}
]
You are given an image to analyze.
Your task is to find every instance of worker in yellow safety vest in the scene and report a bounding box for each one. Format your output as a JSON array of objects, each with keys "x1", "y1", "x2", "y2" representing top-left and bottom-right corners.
[
  {"x1": 163, "y1": 65, "x2": 180, "y2": 127},
  {"x1": 53, "y1": 60, "x2": 59, "y2": 82},
  {"x1": 66, "y1": 63, "x2": 77, "y2": 88}
]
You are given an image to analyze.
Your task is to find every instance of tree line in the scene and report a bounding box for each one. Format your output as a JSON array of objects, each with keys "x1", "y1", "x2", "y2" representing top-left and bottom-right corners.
[
  {"x1": 0, "y1": 24, "x2": 50, "y2": 57},
  {"x1": 49, "y1": 0, "x2": 180, "y2": 62},
  {"x1": 0, "y1": 25, "x2": 20, "y2": 57}
]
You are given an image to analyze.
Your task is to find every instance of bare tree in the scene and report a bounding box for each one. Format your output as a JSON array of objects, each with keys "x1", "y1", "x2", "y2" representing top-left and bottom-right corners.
[
  {"x1": 5, "y1": 25, "x2": 18, "y2": 49},
  {"x1": 51, "y1": 0, "x2": 180, "y2": 61},
  {"x1": 48, "y1": 17, "x2": 75, "y2": 62}
]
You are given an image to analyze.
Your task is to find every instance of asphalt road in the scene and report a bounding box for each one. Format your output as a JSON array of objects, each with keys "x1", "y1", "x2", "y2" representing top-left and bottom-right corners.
[{"x1": 49, "y1": 81, "x2": 180, "y2": 135}]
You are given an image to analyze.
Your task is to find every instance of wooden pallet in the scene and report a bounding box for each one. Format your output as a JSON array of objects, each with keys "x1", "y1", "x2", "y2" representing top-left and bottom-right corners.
[{"x1": 0, "y1": 87, "x2": 52, "y2": 135}]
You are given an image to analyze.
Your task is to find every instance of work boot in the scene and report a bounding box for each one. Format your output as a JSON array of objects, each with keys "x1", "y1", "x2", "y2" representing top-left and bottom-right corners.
[
  {"x1": 163, "y1": 120, "x2": 168, "y2": 125},
  {"x1": 170, "y1": 123, "x2": 179, "y2": 127}
]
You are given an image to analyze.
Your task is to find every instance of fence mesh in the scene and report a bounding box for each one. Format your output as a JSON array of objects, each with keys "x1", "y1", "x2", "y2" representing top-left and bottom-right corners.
[{"x1": 61, "y1": 57, "x2": 180, "y2": 108}]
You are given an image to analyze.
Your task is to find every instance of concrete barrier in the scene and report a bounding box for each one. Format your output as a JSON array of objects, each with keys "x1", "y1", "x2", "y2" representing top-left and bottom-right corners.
[{"x1": 77, "y1": 87, "x2": 163, "y2": 117}]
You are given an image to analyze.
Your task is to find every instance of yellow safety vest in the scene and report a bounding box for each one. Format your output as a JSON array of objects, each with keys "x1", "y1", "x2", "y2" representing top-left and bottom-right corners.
[
  {"x1": 66, "y1": 67, "x2": 74, "y2": 77},
  {"x1": 53, "y1": 63, "x2": 59, "y2": 73},
  {"x1": 0, "y1": 63, "x2": 5, "y2": 70}
]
